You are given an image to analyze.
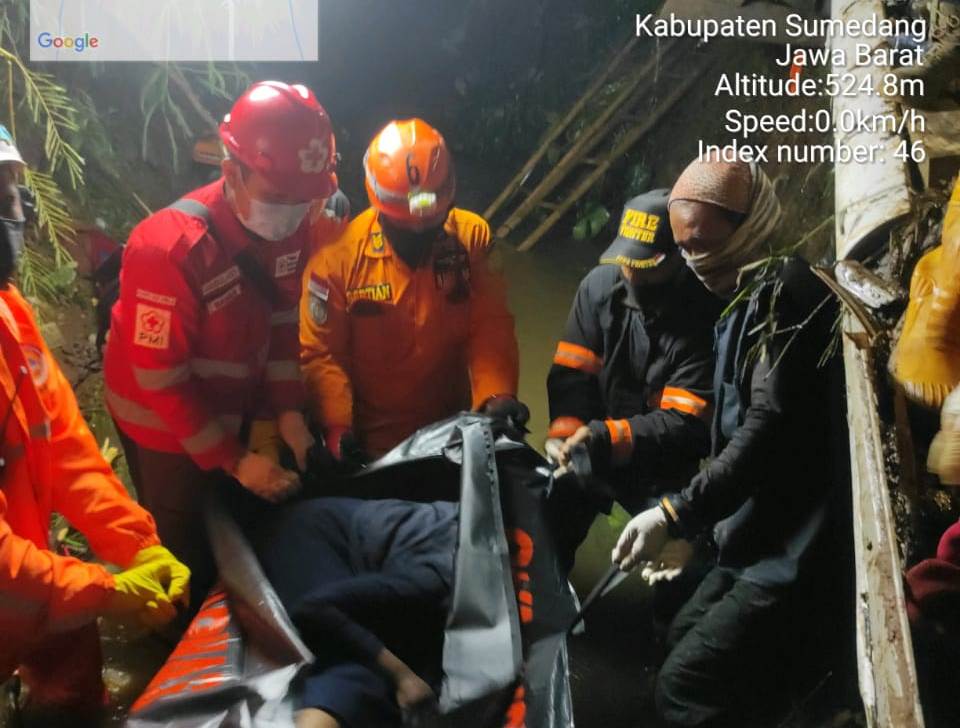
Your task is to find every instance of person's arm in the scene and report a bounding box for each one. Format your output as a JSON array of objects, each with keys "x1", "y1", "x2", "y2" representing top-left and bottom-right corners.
[
  {"x1": 120, "y1": 240, "x2": 244, "y2": 470},
  {"x1": 46, "y1": 349, "x2": 160, "y2": 567},
  {"x1": 300, "y1": 255, "x2": 354, "y2": 435},
  {"x1": 289, "y1": 559, "x2": 450, "y2": 657},
  {"x1": 546, "y1": 276, "x2": 607, "y2": 439},
  {"x1": 292, "y1": 599, "x2": 434, "y2": 711},
  {"x1": 463, "y1": 218, "x2": 519, "y2": 409},
  {"x1": 664, "y1": 352, "x2": 783, "y2": 534},
  {"x1": 0, "y1": 489, "x2": 115, "y2": 633},
  {"x1": 586, "y1": 331, "x2": 713, "y2": 470},
  {"x1": 663, "y1": 267, "x2": 833, "y2": 535},
  {"x1": 291, "y1": 597, "x2": 385, "y2": 663}
]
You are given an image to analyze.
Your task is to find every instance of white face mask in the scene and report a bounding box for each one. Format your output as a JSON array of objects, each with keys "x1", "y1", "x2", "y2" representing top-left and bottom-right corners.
[
  {"x1": 239, "y1": 197, "x2": 310, "y2": 241},
  {"x1": 230, "y1": 174, "x2": 311, "y2": 241}
]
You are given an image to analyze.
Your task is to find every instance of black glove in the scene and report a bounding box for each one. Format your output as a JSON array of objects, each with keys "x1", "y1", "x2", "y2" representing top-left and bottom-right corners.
[
  {"x1": 321, "y1": 427, "x2": 369, "y2": 475},
  {"x1": 481, "y1": 395, "x2": 530, "y2": 431}
]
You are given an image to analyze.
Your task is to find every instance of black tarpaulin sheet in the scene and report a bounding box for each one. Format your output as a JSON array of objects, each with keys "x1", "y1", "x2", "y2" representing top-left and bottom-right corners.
[{"x1": 126, "y1": 413, "x2": 577, "y2": 727}]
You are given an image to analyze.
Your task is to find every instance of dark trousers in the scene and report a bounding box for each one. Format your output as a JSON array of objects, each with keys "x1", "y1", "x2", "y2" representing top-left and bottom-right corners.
[
  {"x1": 116, "y1": 427, "x2": 261, "y2": 617},
  {"x1": 655, "y1": 567, "x2": 797, "y2": 728}
]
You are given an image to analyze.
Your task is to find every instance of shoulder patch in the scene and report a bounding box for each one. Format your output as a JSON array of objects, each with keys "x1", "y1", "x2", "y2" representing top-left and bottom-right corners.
[
  {"x1": 21, "y1": 344, "x2": 49, "y2": 387},
  {"x1": 134, "y1": 304, "x2": 172, "y2": 350},
  {"x1": 309, "y1": 296, "x2": 328, "y2": 325}
]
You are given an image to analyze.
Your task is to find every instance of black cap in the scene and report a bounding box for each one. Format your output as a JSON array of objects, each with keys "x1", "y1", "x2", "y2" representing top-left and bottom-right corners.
[{"x1": 599, "y1": 189, "x2": 674, "y2": 269}]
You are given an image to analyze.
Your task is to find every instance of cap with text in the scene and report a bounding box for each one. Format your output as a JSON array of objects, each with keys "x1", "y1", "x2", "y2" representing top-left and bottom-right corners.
[{"x1": 600, "y1": 188, "x2": 674, "y2": 269}]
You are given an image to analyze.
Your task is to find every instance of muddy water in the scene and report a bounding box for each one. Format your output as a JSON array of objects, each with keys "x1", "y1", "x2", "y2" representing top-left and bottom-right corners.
[
  {"x1": 501, "y1": 240, "x2": 650, "y2": 596},
  {"x1": 502, "y1": 241, "x2": 666, "y2": 727}
]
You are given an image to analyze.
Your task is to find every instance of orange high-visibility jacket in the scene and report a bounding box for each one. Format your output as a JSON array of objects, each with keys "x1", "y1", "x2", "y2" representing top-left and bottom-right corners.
[
  {"x1": 0, "y1": 286, "x2": 158, "y2": 673},
  {"x1": 300, "y1": 207, "x2": 519, "y2": 456}
]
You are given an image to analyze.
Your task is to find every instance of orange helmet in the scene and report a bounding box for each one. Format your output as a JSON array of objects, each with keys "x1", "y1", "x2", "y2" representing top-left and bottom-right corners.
[{"x1": 363, "y1": 119, "x2": 456, "y2": 225}]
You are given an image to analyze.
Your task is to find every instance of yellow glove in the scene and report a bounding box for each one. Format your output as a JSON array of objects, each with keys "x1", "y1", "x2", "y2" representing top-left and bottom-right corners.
[
  {"x1": 107, "y1": 545, "x2": 190, "y2": 628},
  {"x1": 248, "y1": 419, "x2": 283, "y2": 464}
]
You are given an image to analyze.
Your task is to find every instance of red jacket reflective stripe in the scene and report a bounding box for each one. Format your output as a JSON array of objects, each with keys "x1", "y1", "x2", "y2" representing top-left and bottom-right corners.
[
  {"x1": 0, "y1": 287, "x2": 158, "y2": 664},
  {"x1": 103, "y1": 179, "x2": 313, "y2": 470}
]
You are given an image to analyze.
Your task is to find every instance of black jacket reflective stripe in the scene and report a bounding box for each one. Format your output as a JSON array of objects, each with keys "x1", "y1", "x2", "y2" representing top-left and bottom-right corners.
[
  {"x1": 665, "y1": 256, "x2": 843, "y2": 585},
  {"x1": 547, "y1": 264, "x2": 720, "y2": 493}
]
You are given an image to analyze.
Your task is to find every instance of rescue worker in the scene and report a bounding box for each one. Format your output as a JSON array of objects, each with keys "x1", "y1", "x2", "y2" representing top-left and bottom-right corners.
[
  {"x1": 103, "y1": 81, "x2": 340, "y2": 611},
  {"x1": 612, "y1": 156, "x2": 843, "y2": 727},
  {"x1": 300, "y1": 118, "x2": 522, "y2": 461},
  {"x1": 547, "y1": 190, "x2": 719, "y2": 547},
  {"x1": 0, "y1": 126, "x2": 189, "y2": 720}
]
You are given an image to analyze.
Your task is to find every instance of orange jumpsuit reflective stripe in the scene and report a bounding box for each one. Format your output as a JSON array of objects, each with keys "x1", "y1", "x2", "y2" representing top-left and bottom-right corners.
[
  {"x1": 300, "y1": 207, "x2": 519, "y2": 457},
  {"x1": 0, "y1": 286, "x2": 159, "y2": 679},
  {"x1": 552, "y1": 341, "x2": 603, "y2": 375},
  {"x1": 654, "y1": 386, "x2": 709, "y2": 418}
]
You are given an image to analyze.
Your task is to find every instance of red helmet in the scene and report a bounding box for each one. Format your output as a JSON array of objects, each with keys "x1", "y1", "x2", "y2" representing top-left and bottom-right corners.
[
  {"x1": 220, "y1": 81, "x2": 337, "y2": 201},
  {"x1": 364, "y1": 119, "x2": 455, "y2": 224}
]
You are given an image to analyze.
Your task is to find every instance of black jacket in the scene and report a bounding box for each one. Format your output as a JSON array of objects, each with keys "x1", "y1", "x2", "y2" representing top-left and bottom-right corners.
[
  {"x1": 665, "y1": 256, "x2": 842, "y2": 586},
  {"x1": 547, "y1": 264, "x2": 720, "y2": 502}
]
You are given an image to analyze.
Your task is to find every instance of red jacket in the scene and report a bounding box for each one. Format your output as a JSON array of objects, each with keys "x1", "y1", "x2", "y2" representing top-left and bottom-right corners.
[
  {"x1": 0, "y1": 286, "x2": 158, "y2": 675},
  {"x1": 103, "y1": 179, "x2": 308, "y2": 470}
]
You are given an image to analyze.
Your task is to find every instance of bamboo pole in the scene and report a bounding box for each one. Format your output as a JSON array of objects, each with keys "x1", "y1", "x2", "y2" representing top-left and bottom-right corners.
[
  {"x1": 515, "y1": 62, "x2": 702, "y2": 252},
  {"x1": 482, "y1": 36, "x2": 640, "y2": 222},
  {"x1": 497, "y1": 40, "x2": 677, "y2": 240}
]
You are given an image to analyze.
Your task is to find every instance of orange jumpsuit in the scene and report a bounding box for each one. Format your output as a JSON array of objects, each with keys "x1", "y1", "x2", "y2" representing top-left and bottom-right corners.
[
  {"x1": 300, "y1": 207, "x2": 519, "y2": 456},
  {"x1": 0, "y1": 286, "x2": 159, "y2": 707}
]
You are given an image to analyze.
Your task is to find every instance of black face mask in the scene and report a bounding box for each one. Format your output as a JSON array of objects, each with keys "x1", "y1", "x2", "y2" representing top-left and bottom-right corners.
[
  {"x1": 379, "y1": 216, "x2": 446, "y2": 269},
  {"x1": 0, "y1": 216, "x2": 24, "y2": 289},
  {"x1": 623, "y1": 255, "x2": 684, "y2": 308}
]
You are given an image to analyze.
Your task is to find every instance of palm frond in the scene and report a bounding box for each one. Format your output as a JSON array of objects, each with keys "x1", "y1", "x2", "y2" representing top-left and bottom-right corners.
[
  {"x1": 0, "y1": 47, "x2": 84, "y2": 188},
  {"x1": 22, "y1": 168, "x2": 76, "y2": 261}
]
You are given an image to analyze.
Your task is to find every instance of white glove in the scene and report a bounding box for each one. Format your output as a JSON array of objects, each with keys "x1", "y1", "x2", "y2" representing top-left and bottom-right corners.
[
  {"x1": 929, "y1": 384, "x2": 960, "y2": 485},
  {"x1": 544, "y1": 438, "x2": 565, "y2": 463},
  {"x1": 929, "y1": 430, "x2": 960, "y2": 485},
  {"x1": 611, "y1": 506, "x2": 669, "y2": 572},
  {"x1": 640, "y1": 539, "x2": 694, "y2": 585}
]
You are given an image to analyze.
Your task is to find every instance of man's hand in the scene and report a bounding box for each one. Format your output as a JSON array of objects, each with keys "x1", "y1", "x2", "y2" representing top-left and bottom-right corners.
[
  {"x1": 480, "y1": 395, "x2": 530, "y2": 429},
  {"x1": 558, "y1": 425, "x2": 593, "y2": 467},
  {"x1": 612, "y1": 506, "x2": 670, "y2": 572},
  {"x1": 640, "y1": 539, "x2": 694, "y2": 585},
  {"x1": 323, "y1": 426, "x2": 367, "y2": 463},
  {"x1": 229, "y1": 451, "x2": 301, "y2": 503},
  {"x1": 395, "y1": 671, "x2": 436, "y2": 713},
  {"x1": 376, "y1": 646, "x2": 437, "y2": 723},
  {"x1": 276, "y1": 410, "x2": 315, "y2": 472},
  {"x1": 106, "y1": 546, "x2": 191, "y2": 628}
]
